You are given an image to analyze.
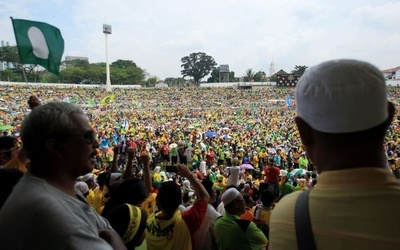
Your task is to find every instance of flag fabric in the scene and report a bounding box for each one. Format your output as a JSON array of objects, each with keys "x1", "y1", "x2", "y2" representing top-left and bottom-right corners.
[
  {"x1": 87, "y1": 97, "x2": 96, "y2": 108},
  {"x1": 285, "y1": 97, "x2": 291, "y2": 107},
  {"x1": 101, "y1": 94, "x2": 115, "y2": 106},
  {"x1": 11, "y1": 18, "x2": 64, "y2": 75},
  {"x1": 122, "y1": 118, "x2": 129, "y2": 131}
]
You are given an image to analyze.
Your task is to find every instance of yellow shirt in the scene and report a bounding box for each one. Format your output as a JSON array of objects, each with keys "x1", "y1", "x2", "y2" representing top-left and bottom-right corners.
[
  {"x1": 90, "y1": 187, "x2": 109, "y2": 214},
  {"x1": 86, "y1": 189, "x2": 95, "y2": 207},
  {"x1": 270, "y1": 168, "x2": 400, "y2": 250},
  {"x1": 146, "y1": 210, "x2": 192, "y2": 250},
  {"x1": 141, "y1": 193, "x2": 157, "y2": 216}
]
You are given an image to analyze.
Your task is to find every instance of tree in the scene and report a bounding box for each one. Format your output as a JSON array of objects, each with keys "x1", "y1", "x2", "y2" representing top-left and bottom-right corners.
[
  {"x1": 165, "y1": 77, "x2": 185, "y2": 86},
  {"x1": 64, "y1": 59, "x2": 89, "y2": 69},
  {"x1": 207, "y1": 67, "x2": 220, "y2": 83},
  {"x1": 253, "y1": 71, "x2": 267, "y2": 82},
  {"x1": 292, "y1": 65, "x2": 308, "y2": 76},
  {"x1": 111, "y1": 60, "x2": 145, "y2": 84},
  {"x1": 229, "y1": 71, "x2": 235, "y2": 82},
  {"x1": 145, "y1": 76, "x2": 159, "y2": 87},
  {"x1": 111, "y1": 60, "x2": 137, "y2": 69},
  {"x1": 181, "y1": 52, "x2": 217, "y2": 85},
  {"x1": 0, "y1": 45, "x2": 46, "y2": 81},
  {"x1": 243, "y1": 68, "x2": 255, "y2": 82},
  {"x1": 60, "y1": 67, "x2": 86, "y2": 83}
]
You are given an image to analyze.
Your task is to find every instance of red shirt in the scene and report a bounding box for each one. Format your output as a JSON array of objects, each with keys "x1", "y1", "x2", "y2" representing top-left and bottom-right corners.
[
  {"x1": 206, "y1": 151, "x2": 215, "y2": 163},
  {"x1": 264, "y1": 166, "x2": 280, "y2": 183}
]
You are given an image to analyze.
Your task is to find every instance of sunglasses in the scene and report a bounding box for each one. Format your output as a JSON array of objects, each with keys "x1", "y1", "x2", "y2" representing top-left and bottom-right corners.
[{"x1": 70, "y1": 130, "x2": 98, "y2": 145}]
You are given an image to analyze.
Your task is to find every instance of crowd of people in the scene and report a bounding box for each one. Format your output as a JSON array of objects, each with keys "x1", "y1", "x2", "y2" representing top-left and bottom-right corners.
[{"x1": 1, "y1": 59, "x2": 400, "y2": 249}]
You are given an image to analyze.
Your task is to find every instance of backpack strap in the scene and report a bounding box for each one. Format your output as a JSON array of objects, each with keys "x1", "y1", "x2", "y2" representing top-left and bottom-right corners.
[
  {"x1": 234, "y1": 219, "x2": 251, "y2": 233},
  {"x1": 217, "y1": 216, "x2": 251, "y2": 233},
  {"x1": 295, "y1": 190, "x2": 316, "y2": 250}
]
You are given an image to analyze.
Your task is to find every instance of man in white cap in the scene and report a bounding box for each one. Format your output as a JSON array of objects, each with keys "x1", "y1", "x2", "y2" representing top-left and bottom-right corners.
[
  {"x1": 269, "y1": 59, "x2": 400, "y2": 250},
  {"x1": 215, "y1": 187, "x2": 267, "y2": 250}
]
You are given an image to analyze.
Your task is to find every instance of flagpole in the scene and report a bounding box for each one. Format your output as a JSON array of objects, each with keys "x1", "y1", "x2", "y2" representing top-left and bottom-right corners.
[
  {"x1": 10, "y1": 17, "x2": 28, "y2": 83},
  {"x1": 103, "y1": 24, "x2": 112, "y2": 92}
]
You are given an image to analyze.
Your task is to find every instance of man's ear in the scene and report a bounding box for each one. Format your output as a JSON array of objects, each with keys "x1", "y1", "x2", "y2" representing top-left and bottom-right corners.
[
  {"x1": 45, "y1": 139, "x2": 63, "y2": 158},
  {"x1": 294, "y1": 116, "x2": 313, "y2": 147}
]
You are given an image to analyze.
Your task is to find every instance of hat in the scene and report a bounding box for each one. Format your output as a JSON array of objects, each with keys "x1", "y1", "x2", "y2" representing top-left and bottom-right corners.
[
  {"x1": 78, "y1": 173, "x2": 93, "y2": 182},
  {"x1": 221, "y1": 188, "x2": 241, "y2": 206},
  {"x1": 280, "y1": 170, "x2": 288, "y2": 177},
  {"x1": 74, "y1": 181, "x2": 89, "y2": 195},
  {"x1": 296, "y1": 59, "x2": 388, "y2": 133},
  {"x1": 107, "y1": 204, "x2": 147, "y2": 247},
  {"x1": 217, "y1": 175, "x2": 224, "y2": 181}
]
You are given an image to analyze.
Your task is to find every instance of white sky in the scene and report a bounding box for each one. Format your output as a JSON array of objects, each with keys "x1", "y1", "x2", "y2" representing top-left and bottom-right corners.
[{"x1": 0, "y1": 0, "x2": 399, "y2": 80}]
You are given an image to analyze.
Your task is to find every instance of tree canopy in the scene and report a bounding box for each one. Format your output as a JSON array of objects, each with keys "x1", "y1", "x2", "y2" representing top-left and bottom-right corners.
[
  {"x1": 165, "y1": 77, "x2": 186, "y2": 86},
  {"x1": 243, "y1": 68, "x2": 255, "y2": 82},
  {"x1": 181, "y1": 52, "x2": 217, "y2": 85},
  {"x1": 292, "y1": 65, "x2": 308, "y2": 76},
  {"x1": 253, "y1": 71, "x2": 266, "y2": 82}
]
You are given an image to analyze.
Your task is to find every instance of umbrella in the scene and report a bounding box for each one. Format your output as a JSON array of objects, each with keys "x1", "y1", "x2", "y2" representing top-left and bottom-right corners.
[
  {"x1": 240, "y1": 163, "x2": 254, "y2": 170},
  {"x1": 0, "y1": 125, "x2": 13, "y2": 131},
  {"x1": 205, "y1": 131, "x2": 218, "y2": 138},
  {"x1": 222, "y1": 134, "x2": 233, "y2": 140},
  {"x1": 290, "y1": 168, "x2": 308, "y2": 178},
  {"x1": 192, "y1": 123, "x2": 201, "y2": 127}
]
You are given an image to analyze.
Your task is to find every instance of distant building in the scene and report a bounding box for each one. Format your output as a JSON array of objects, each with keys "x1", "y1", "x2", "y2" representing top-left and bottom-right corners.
[
  {"x1": 65, "y1": 56, "x2": 89, "y2": 61},
  {"x1": 155, "y1": 82, "x2": 168, "y2": 88},
  {"x1": 275, "y1": 69, "x2": 300, "y2": 87},
  {"x1": 219, "y1": 64, "x2": 230, "y2": 82},
  {"x1": 269, "y1": 60, "x2": 276, "y2": 77},
  {"x1": 0, "y1": 41, "x2": 14, "y2": 71},
  {"x1": 382, "y1": 66, "x2": 400, "y2": 80}
]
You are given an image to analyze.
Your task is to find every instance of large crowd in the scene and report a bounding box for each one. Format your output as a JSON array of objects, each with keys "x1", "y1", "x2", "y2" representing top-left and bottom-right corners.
[
  {"x1": 1, "y1": 62, "x2": 400, "y2": 250},
  {"x1": 1, "y1": 83, "x2": 400, "y2": 171}
]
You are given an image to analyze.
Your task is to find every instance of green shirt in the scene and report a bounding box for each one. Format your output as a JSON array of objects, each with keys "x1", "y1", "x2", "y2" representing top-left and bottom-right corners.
[
  {"x1": 298, "y1": 156, "x2": 309, "y2": 169},
  {"x1": 280, "y1": 182, "x2": 295, "y2": 197},
  {"x1": 218, "y1": 148, "x2": 226, "y2": 160},
  {"x1": 215, "y1": 213, "x2": 268, "y2": 250},
  {"x1": 209, "y1": 172, "x2": 217, "y2": 183},
  {"x1": 170, "y1": 147, "x2": 178, "y2": 156}
]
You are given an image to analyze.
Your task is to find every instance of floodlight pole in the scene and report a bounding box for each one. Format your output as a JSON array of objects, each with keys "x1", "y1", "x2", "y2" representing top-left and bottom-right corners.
[{"x1": 103, "y1": 24, "x2": 112, "y2": 92}]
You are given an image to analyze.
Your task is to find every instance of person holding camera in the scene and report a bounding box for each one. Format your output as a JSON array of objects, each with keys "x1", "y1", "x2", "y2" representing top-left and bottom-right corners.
[{"x1": 146, "y1": 164, "x2": 210, "y2": 250}]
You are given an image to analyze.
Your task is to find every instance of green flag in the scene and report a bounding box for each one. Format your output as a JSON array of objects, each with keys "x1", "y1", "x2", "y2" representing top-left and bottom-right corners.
[{"x1": 11, "y1": 18, "x2": 64, "y2": 75}]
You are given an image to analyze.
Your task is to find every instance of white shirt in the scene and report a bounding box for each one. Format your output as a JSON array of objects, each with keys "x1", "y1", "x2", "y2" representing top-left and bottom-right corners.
[
  {"x1": 0, "y1": 173, "x2": 113, "y2": 250},
  {"x1": 225, "y1": 165, "x2": 240, "y2": 187},
  {"x1": 186, "y1": 203, "x2": 221, "y2": 250},
  {"x1": 199, "y1": 161, "x2": 207, "y2": 175}
]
